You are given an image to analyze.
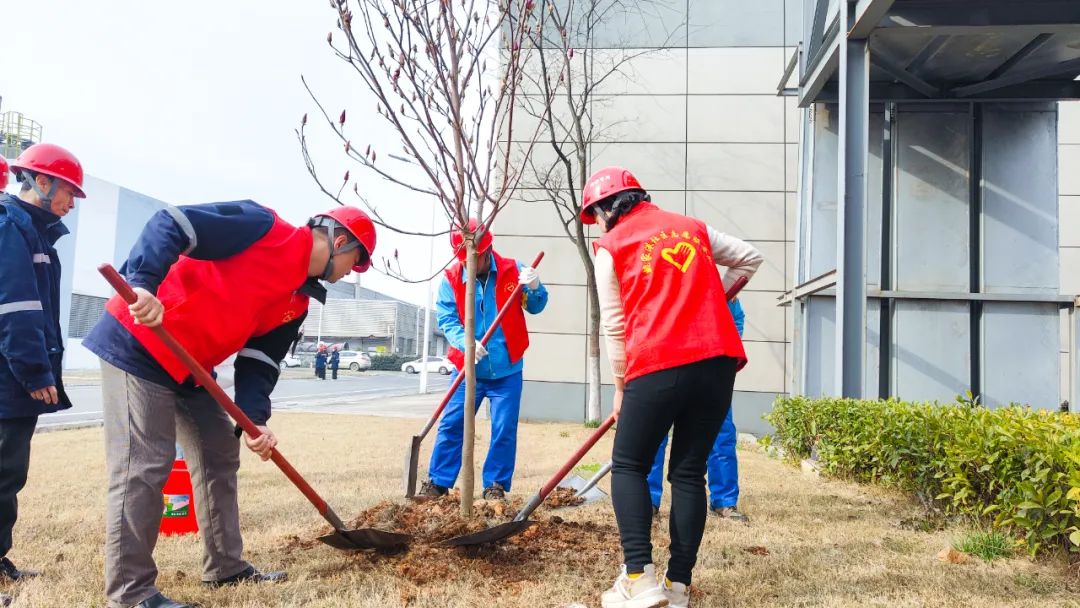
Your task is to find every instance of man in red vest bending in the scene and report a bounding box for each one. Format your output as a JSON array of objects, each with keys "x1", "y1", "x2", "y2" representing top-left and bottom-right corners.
[
  {"x1": 83, "y1": 203, "x2": 376, "y2": 608},
  {"x1": 419, "y1": 219, "x2": 548, "y2": 500}
]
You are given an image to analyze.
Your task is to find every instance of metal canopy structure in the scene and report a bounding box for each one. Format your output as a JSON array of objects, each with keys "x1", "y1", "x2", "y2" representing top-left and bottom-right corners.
[
  {"x1": 800, "y1": 0, "x2": 1080, "y2": 107},
  {"x1": 787, "y1": 0, "x2": 1080, "y2": 409}
]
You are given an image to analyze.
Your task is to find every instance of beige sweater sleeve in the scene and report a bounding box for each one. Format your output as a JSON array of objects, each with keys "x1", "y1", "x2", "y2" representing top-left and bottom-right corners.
[
  {"x1": 707, "y1": 225, "x2": 764, "y2": 290},
  {"x1": 594, "y1": 247, "x2": 628, "y2": 379}
]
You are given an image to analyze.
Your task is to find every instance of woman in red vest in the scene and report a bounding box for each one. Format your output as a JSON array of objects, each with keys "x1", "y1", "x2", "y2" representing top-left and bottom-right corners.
[{"x1": 583, "y1": 167, "x2": 763, "y2": 608}]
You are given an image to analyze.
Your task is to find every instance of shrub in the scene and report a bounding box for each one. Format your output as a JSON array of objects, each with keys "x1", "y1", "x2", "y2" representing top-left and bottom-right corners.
[
  {"x1": 764, "y1": 396, "x2": 1080, "y2": 555},
  {"x1": 368, "y1": 353, "x2": 416, "y2": 371}
]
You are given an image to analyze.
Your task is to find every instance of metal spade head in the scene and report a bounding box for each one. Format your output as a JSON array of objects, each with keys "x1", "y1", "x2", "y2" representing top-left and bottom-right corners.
[
  {"x1": 555, "y1": 475, "x2": 609, "y2": 507},
  {"x1": 317, "y1": 527, "x2": 412, "y2": 552},
  {"x1": 442, "y1": 519, "x2": 536, "y2": 547}
]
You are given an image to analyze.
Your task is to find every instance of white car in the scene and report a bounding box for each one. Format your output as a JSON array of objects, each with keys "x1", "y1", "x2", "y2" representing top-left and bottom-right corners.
[
  {"x1": 279, "y1": 354, "x2": 303, "y2": 369},
  {"x1": 338, "y1": 351, "x2": 372, "y2": 371},
  {"x1": 401, "y1": 356, "x2": 453, "y2": 375}
]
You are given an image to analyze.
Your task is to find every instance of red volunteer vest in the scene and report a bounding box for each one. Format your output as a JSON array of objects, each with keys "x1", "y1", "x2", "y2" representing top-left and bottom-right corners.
[
  {"x1": 106, "y1": 213, "x2": 313, "y2": 383},
  {"x1": 594, "y1": 203, "x2": 747, "y2": 382},
  {"x1": 445, "y1": 251, "x2": 530, "y2": 371}
]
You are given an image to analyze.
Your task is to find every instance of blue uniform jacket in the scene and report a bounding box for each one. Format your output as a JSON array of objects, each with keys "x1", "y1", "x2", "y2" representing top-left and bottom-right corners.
[
  {"x1": 0, "y1": 194, "x2": 72, "y2": 419},
  {"x1": 435, "y1": 252, "x2": 548, "y2": 380}
]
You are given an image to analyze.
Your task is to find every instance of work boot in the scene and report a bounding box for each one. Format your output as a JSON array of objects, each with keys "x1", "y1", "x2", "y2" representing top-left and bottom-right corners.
[
  {"x1": 600, "y1": 564, "x2": 669, "y2": 608},
  {"x1": 133, "y1": 593, "x2": 194, "y2": 608},
  {"x1": 0, "y1": 557, "x2": 38, "y2": 582},
  {"x1": 658, "y1": 571, "x2": 690, "y2": 608},
  {"x1": 711, "y1": 506, "x2": 749, "y2": 523},
  {"x1": 482, "y1": 483, "x2": 506, "y2": 500},
  {"x1": 204, "y1": 565, "x2": 287, "y2": 587},
  {"x1": 419, "y1": 480, "x2": 448, "y2": 497}
]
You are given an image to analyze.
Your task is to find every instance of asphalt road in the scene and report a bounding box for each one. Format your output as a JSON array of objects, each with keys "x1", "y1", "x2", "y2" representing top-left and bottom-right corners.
[{"x1": 39, "y1": 371, "x2": 453, "y2": 431}]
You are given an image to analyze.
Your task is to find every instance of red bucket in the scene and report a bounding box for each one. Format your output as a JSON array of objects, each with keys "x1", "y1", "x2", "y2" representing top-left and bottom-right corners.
[{"x1": 160, "y1": 458, "x2": 199, "y2": 536}]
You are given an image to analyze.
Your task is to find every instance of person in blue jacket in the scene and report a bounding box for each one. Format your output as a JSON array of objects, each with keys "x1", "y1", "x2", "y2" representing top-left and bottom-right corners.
[
  {"x1": 329, "y1": 346, "x2": 340, "y2": 380},
  {"x1": 314, "y1": 346, "x2": 327, "y2": 380},
  {"x1": 420, "y1": 220, "x2": 548, "y2": 500},
  {"x1": 0, "y1": 143, "x2": 86, "y2": 599},
  {"x1": 647, "y1": 298, "x2": 749, "y2": 522}
]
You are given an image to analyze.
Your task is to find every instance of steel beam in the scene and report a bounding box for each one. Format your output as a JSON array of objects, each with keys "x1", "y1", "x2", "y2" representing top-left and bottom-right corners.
[
  {"x1": 778, "y1": 46, "x2": 800, "y2": 95},
  {"x1": 870, "y1": 52, "x2": 940, "y2": 98},
  {"x1": 876, "y1": 24, "x2": 1080, "y2": 38},
  {"x1": 799, "y1": 35, "x2": 840, "y2": 107},
  {"x1": 836, "y1": 5, "x2": 870, "y2": 399},
  {"x1": 777, "y1": 270, "x2": 839, "y2": 306},
  {"x1": 968, "y1": 104, "x2": 983, "y2": 403},
  {"x1": 816, "y1": 80, "x2": 1080, "y2": 103},
  {"x1": 880, "y1": 0, "x2": 1080, "y2": 27},
  {"x1": 850, "y1": 0, "x2": 896, "y2": 38},
  {"x1": 905, "y1": 35, "x2": 950, "y2": 73},
  {"x1": 952, "y1": 56, "x2": 1080, "y2": 98},
  {"x1": 867, "y1": 290, "x2": 1076, "y2": 304},
  {"x1": 878, "y1": 103, "x2": 895, "y2": 399},
  {"x1": 985, "y1": 33, "x2": 1055, "y2": 80}
]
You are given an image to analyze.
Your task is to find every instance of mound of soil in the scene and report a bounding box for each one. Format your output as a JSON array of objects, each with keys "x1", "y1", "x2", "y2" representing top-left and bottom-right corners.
[{"x1": 282, "y1": 493, "x2": 621, "y2": 588}]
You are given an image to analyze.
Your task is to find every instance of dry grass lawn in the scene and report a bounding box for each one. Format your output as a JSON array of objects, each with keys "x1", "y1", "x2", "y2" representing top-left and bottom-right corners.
[{"x1": 8, "y1": 412, "x2": 1080, "y2": 607}]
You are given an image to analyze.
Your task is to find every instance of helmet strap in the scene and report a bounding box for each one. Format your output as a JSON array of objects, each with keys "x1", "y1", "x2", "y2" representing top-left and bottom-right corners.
[
  {"x1": 310, "y1": 216, "x2": 362, "y2": 281},
  {"x1": 24, "y1": 173, "x2": 59, "y2": 207}
]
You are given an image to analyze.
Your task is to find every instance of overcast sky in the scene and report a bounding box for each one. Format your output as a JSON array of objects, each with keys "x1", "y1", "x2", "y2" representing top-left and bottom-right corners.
[{"x1": 3, "y1": 0, "x2": 455, "y2": 306}]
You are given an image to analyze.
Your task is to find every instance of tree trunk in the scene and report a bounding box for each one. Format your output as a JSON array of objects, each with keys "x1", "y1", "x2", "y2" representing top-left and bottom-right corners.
[
  {"x1": 461, "y1": 239, "x2": 478, "y2": 517},
  {"x1": 575, "y1": 221, "x2": 602, "y2": 424}
]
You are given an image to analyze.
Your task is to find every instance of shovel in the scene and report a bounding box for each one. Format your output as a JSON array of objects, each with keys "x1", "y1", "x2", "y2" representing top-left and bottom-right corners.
[
  {"x1": 552, "y1": 275, "x2": 748, "y2": 508},
  {"x1": 99, "y1": 264, "x2": 410, "y2": 552},
  {"x1": 444, "y1": 413, "x2": 616, "y2": 546},
  {"x1": 554, "y1": 459, "x2": 612, "y2": 506},
  {"x1": 403, "y1": 251, "x2": 545, "y2": 498}
]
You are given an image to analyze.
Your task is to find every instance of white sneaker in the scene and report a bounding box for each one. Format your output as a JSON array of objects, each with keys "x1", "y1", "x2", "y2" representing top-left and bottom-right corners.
[
  {"x1": 659, "y1": 576, "x2": 690, "y2": 608},
  {"x1": 600, "y1": 564, "x2": 669, "y2": 608}
]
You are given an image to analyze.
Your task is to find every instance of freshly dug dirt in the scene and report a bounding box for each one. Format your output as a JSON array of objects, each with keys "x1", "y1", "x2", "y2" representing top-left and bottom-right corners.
[
  {"x1": 282, "y1": 494, "x2": 620, "y2": 588},
  {"x1": 546, "y1": 487, "x2": 586, "y2": 508}
]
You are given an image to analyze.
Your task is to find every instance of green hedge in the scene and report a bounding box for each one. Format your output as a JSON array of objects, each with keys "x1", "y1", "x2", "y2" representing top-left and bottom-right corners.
[
  {"x1": 368, "y1": 354, "x2": 416, "y2": 371},
  {"x1": 763, "y1": 396, "x2": 1080, "y2": 555}
]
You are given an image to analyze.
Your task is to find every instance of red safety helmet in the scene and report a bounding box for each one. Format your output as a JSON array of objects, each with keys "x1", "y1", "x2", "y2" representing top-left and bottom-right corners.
[
  {"x1": 0, "y1": 157, "x2": 8, "y2": 191},
  {"x1": 312, "y1": 206, "x2": 377, "y2": 273},
  {"x1": 450, "y1": 218, "x2": 493, "y2": 262},
  {"x1": 11, "y1": 143, "x2": 86, "y2": 198},
  {"x1": 580, "y1": 166, "x2": 644, "y2": 225}
]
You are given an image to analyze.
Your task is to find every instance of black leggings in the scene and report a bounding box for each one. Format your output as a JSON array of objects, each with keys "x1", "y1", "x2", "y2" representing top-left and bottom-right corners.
[{"x1": 611, "y1": 356, "x2": 737, "y2": 585}]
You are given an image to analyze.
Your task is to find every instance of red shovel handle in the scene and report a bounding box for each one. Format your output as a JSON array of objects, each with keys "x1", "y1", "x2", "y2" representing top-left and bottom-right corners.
[
  {"x1": 417, "y1": 250, "x2": 544, "y2": 440},
  {"x1": 98, "y1": 264, "x2": 332, "y2": 517},
  {"x1": 726, "y1": 275, "x2": 748, "y2": 302},
  {"x1": 539, "y1": 413, "x2": 616, "y2": 499}
]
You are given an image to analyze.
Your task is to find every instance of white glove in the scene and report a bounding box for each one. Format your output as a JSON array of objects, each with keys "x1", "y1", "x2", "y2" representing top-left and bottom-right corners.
[
  {"x1": 473, "y1": 342, "x2": 489, "y2": 365},
  {"x1": 518, "y1": 266, "x2": 540, "y2": 289}
]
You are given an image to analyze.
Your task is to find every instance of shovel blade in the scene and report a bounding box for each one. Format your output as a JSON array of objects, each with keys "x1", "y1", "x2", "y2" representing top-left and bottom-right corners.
[
  {"x1": 556, "y1": 474, "x2": 608, "y2": 506},
  {"x1": 317, "y1": 528, "x2": 412, "y2": 552},
  {"x1": 443, "y1": 519, "x2": 535, "y2": 547},
  {"x1": 403, "y1": 435, "x2": 423, "y2": 498}
]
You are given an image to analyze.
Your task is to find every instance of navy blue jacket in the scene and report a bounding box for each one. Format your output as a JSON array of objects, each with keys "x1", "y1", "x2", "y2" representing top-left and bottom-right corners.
[
  {"x1": 0, "y1": 194, "x2": 72, "y2": 419},
  {"x1": 83, "y1": 201, "x2": 319, "y2": 425},
  {"x1": 329, "y1": 350, "x2": 340, "y2": 369},
  {"x1": 314, "y1": 352, "x2": 327, "y2": 370}
]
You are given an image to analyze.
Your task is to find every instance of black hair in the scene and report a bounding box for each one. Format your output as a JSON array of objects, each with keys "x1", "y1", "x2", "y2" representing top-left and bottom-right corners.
[{"x1": 595, "y1": 189, "x2": 650, "y2": 228}]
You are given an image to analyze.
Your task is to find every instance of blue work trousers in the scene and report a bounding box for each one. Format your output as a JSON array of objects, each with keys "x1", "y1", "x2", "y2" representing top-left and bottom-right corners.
[{"x1": 428, "y1": 371, "x2": 523, "y2": 491}]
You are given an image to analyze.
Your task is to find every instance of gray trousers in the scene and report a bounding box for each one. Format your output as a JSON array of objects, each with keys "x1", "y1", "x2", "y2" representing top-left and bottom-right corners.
[{"x1": 102, "y1": 361, "x2": 249, "y2": 608}]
